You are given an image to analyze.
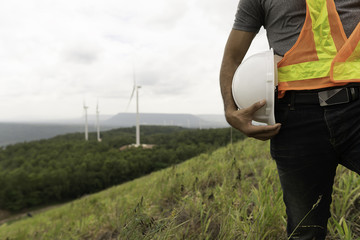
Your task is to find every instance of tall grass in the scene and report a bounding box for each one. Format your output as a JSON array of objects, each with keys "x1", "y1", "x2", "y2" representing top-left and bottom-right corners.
[{"x1": 1, "y1": 138, "x2": 360, "y2": 239}]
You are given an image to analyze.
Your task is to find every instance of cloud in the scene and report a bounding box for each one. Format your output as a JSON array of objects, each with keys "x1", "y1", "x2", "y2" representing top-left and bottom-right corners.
[
  {"x1": 0, "y1": 0, "x2": 270, "y2": 121},
  {"x1": 63, "y1": 45, "x2": 100, "y2": 64}
]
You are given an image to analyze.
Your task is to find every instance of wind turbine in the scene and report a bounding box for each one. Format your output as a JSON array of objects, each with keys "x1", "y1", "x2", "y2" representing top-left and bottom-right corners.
[
  {"x1": 83, "y1": 100, "x2": 89, "y2": 141},
  {"x1": 126, "y1": 71, "x2": 141, "y2": 147},
  {"x1": 96, "y1": 100, "x2": 101, "y2": 142}
]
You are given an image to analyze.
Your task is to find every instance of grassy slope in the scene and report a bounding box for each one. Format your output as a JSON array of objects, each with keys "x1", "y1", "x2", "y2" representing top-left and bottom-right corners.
[{"x1": 1, "y1": 139, "x2": 360, "y2": 240}]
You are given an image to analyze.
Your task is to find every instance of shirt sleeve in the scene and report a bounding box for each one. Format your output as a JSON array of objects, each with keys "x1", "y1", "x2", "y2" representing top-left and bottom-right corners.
[{"x1": 233, "y1": 0, "x2": 264, "y2": 33}]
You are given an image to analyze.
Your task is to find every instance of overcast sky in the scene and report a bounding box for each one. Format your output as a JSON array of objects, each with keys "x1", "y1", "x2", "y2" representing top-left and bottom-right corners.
[{"x1": 0, "y1": 0, "x2": 268, "y2": 122}]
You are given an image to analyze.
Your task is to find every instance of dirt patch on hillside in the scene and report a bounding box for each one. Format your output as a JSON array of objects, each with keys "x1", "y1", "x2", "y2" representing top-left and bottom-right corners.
[
  {"x1": 0, "y1": 203, "x2": 67, "y2": 226},
  {"x1": 0, "y1": 209, "x2": 11, "y2": 221}
]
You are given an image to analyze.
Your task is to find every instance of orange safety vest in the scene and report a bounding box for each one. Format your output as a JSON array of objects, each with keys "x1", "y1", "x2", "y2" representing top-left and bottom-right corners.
[{"x1": 277, "y1": 0, "x2": 360, "y2": 98}]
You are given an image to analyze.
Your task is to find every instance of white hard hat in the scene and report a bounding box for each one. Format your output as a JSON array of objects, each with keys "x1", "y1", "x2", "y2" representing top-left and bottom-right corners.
[{"x1": 232, "y1": 48, "x2": 277, "y2": 125}]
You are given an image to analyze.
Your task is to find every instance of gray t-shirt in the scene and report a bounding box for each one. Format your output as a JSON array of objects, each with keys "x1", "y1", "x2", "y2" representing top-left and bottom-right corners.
[{"x1": 233, "y1": 0, "x2": 360, "y2": 56}]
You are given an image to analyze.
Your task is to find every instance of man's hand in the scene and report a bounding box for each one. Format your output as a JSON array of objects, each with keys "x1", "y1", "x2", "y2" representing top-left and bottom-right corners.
[
  {"x1": 225, "y1": 100, "x2": 281, "y2": 141},
  {"x1": 220, "y1": 30, "x2": 281, "y2": 140}
]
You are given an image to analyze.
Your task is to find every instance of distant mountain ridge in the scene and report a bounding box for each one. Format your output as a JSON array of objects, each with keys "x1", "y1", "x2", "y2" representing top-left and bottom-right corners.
[
  {"x1": 0, "y1": 113, "x2": 228, "y2": 146},
  {"x1": 105, "y1": 113, "x2": 227, "y2": 128}
]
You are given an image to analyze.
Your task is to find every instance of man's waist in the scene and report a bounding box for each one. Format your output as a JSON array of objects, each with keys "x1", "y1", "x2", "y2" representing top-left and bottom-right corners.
[{"x1": 277, "y1": 84, "x2": 360, "y2": 107}]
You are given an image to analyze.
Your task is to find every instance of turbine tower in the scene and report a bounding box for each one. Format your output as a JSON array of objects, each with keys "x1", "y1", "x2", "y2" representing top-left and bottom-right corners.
[
  {"x1": 135, "y1": 85, "x2": 141, "y2": 146},
  {"x1": 126, "y1": 71, "x2": 141, "y2": 147},
  {"x1": 96, "y1": 100, "x2": 101, "y2": 142},
  {"x1": 83, "y1": 100, "x2": 89, "y2": 141}
]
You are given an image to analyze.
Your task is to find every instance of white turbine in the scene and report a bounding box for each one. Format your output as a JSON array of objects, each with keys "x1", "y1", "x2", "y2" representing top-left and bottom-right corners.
[
  {"x1": 96, "y1": 100, "x2": 101, "y2": 142},
  {"x1": 83, "y1": 100, "x2": 89, "y2": 141},
  {"x1": 126, "y1": 71, "x2": 141, "y2": 147}
]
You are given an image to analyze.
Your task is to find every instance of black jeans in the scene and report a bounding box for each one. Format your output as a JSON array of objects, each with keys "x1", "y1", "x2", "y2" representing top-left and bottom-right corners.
[{"x1": 271, "y1": 92, "x2": 360, "y2": 239}]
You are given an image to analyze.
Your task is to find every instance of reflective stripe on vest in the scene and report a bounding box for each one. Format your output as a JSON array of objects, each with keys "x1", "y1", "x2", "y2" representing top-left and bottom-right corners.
[
  {"x1": 331, "y1": 24, "x2": 360, "y2": 82},
  {"x1": 277, "y1": 0, "x2": 360, "y2": 97}
]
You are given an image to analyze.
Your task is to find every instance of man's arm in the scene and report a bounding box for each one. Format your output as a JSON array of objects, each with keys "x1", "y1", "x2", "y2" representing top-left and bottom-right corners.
[{"x1": 220, "y1": 29, "x2": 281, "y2": 141}]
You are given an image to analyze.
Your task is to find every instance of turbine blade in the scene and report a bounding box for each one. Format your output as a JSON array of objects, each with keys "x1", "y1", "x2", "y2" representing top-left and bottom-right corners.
[
  {"x1": 133, "y1": 63, "x2": 137, "y2": 86},
  {"x1": 125, "y1": 86, "x2": 136, "y2": 112},
  {"x1": 83, "y1": 98, "x2": 88, "y2": 109}
]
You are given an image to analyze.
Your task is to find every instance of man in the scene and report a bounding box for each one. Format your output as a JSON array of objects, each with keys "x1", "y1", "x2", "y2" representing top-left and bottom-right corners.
[{"x1": 220, "y1": 0, "x2": 360, "y2": 239}]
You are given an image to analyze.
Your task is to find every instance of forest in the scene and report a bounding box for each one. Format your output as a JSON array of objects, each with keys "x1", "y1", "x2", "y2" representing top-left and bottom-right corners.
[{"x1": 0, "y1": 126, "x2": 245, "y2": 211}]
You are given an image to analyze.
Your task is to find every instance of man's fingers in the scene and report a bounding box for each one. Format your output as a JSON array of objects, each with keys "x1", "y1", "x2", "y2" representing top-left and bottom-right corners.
[
  {"x1": 244, "y1": 123, "x2": 281, "y2": 140},
  {"x1": 250, "y1": 123, "x2": 281, "y2": 135},
  {"x1": 244, "y1": 99, "x2": 266, "y2": 115},
  {"x1": 225, "y1": 100, "x2": 280, "y2": 141},
  {"x1": 252, "y1": 127, "x2": 282, "y2": 140}
]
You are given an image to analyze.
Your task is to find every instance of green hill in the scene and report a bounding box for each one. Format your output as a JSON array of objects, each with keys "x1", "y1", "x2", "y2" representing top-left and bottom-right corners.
[
  {"x1": 0, "y1": 126, "x2": 245, "y2": 212},
  {"x1": 1, "y1": 139, "x2": 360, "y2": 239}
]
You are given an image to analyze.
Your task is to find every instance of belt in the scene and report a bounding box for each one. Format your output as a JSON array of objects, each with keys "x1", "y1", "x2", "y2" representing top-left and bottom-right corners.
[{"x1": 278, "y1": 86, "x2": 360, "y2": 107}]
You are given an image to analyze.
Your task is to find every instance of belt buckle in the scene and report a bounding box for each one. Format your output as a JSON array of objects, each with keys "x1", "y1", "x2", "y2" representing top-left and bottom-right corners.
[{"x1": 318, "y1": 88, "x2": 350, "y2": 107}]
